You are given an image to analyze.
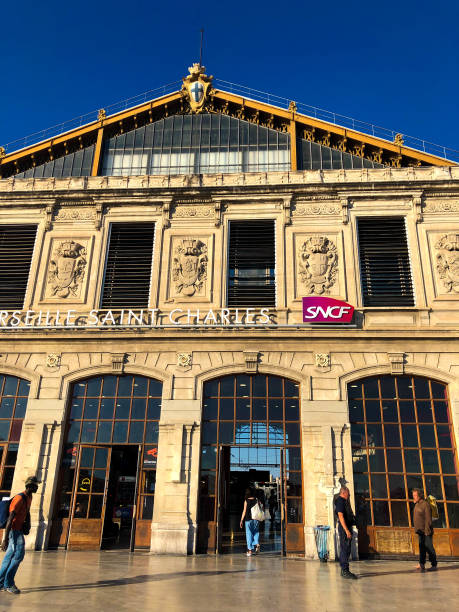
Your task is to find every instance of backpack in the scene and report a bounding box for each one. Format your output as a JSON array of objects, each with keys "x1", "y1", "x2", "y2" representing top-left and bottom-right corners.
[
  {"x1": 427, "y1": 495, "x2": 439, "y2": 521},
  {"x1": 0, "y1": 493, "x2": 27, "y2": 530}
]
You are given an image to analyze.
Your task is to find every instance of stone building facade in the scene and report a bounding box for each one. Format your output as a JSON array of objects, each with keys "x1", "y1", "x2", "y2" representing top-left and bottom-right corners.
[{"x1": 0, "y1": 67, "x2": 458, "y2": 559}]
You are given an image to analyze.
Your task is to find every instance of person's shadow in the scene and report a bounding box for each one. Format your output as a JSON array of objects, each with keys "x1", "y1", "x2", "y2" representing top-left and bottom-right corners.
[
  {"x1": 22, "y1": 569, "x2": 255, "y2": 593},
  {"x1": 358, "y1": 565, "x2": 459, "y2": 578}
]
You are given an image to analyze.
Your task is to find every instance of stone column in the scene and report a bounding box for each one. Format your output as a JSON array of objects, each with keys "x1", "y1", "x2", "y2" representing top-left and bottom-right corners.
[
  {"x1": 11, "y1": 398, "x2": 66, "y2": 550},
  {"x1": 150, "y1": 399, "x2": 201, "y2": 554},
  {"x1": 301, "y1": 400, "x2": 350, "y2": 560}
]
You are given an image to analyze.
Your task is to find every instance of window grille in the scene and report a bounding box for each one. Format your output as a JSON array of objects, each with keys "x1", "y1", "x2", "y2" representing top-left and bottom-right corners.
[
  {"x1": 357, "y1": 217, "x2": 414, "y2": 307},
  {"x1": 0, "y1": 225, "x2": 37, "y2": 309},
  {"x1": 227, "y1": 220, "x2": 275, "y2": 307},
  {"x1": 101, "y1": 223, "x2": 155, "y2": 309}
]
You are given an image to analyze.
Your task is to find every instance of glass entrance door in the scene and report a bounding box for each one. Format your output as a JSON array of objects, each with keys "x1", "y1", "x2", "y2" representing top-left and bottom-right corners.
[
  {"x1": 67, "y1": 445, "x2": 111, "y2": 550},
  {"x1": 197, "y1": 374, "x2": 304, "y2": 555},
  {"x1": 217, "y1": 446, "x2": 284, "y2": 555}
]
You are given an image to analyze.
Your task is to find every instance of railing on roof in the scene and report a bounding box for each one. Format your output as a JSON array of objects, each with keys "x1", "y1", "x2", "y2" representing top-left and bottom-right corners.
[
  {"x1": 215, "y1": 79, "x2": 459, "y2": 163},
  {"x1": 3, "y1": 77, "x2": 459, "y2": 163},
  {"x1": 2, "y1": 81, "x2": 182, "y2": 154}
]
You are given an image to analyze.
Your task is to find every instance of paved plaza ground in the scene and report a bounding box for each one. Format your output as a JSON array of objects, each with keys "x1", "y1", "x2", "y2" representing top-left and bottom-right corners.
[{"x1": 0, "y1": 551, "x2": 458, "y2": 611}]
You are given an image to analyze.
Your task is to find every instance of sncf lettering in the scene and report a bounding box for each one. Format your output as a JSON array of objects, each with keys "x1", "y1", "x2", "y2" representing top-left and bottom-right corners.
[{"x1": 304, "y1": 306, "x2": 351, "y2": 319}]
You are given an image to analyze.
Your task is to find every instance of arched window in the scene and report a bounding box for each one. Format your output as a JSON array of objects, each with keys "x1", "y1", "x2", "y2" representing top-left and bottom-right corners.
[
  {"x1": 349, "y1": 375, "x2": 459, "y2": 556},
  {"x1": 51, "y1": 374, "x2": 162, "y2": 549},
  {"x1": 0, "y1": 375, "x2": 30, "y2": 498}
]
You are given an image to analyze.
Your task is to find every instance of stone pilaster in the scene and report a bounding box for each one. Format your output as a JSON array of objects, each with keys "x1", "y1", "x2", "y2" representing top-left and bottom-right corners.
[
  {"x1": 150, "y1": 399, "x2": 201, "y2": 554},
  {"x1": 11, "y1": 398, "x2": 66, "y2": 550},
  {"x1": 301, "y1": 400, "x2": 349, "y2": 559}
]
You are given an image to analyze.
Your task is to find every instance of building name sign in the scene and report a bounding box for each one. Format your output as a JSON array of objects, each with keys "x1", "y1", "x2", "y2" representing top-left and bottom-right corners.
[
  {"x1": 302, "y1": 297, "x2": 354, "y2": 323},
  {"x1": 0, "y1": 300, "x2": 355, "y2": 330},
  {"x1": 0, "y1": 308, "x2": 274, "y2": 329}
]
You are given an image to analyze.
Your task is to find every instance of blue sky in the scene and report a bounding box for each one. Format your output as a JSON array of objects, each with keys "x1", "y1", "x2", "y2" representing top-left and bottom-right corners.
[{"x1": 2, "y1": 1, "x2": 458, "y2": 153}]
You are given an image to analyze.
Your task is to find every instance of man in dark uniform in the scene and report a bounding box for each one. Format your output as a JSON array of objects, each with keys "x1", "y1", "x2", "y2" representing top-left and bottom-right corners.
[{"x1": 335, "y1": 486, "x2": 357, "y2": 579}]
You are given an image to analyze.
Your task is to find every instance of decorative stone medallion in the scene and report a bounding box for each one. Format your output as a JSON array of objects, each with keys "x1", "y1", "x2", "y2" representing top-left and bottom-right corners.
[
  {"x1": 46, "y1": 353, "x2": 61, "y2": 368},
  {"x1": 177, "y1": 352, "x2": 192, "y2": 367},
  {"x1": 315, "y1": 353, "x2": 330, "y2": 368}
]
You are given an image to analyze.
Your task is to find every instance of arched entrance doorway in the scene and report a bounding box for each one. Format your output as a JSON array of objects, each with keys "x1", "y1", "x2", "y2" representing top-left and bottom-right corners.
[
  {"x1": 197, "y1": 374, "x2": 304, "y2": 555},
  {"x1": 50, "y1": 374, "x2": 162, "y2": 550},
  {"x1": 349, "y1": 374, "x2": 459, "y2": 557}
]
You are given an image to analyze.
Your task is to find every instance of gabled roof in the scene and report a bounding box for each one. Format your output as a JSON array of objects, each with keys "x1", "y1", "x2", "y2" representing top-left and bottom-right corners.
[{"x1": 0, "y1": 64, "x2": 456, "y2": 178}]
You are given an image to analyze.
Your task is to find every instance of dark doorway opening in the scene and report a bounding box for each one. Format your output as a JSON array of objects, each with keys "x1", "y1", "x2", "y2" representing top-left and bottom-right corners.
[
  {"x1": 219, "y1": 446, "x2": 283, "y2": 555},
  {"x1": 101, "y1": 446, "x2": 139, "y2": 549}
]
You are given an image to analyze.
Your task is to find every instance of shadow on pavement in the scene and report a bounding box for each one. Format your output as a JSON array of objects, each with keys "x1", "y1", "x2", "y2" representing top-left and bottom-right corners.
[
  {"x1": 358, "y1": 564, "x2": 459, "y2": 578},
  {"x1": 22, "y1": 569, "x2": 256, "y2": 593}
]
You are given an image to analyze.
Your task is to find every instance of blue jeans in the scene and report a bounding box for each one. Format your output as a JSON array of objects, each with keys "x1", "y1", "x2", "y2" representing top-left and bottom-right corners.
[
  {"x1": 0, "y1": 531, "x2": 26, "y2": 588},
  {"x1": 245, "y1": 520, "x2": 260, "y2": 551}
]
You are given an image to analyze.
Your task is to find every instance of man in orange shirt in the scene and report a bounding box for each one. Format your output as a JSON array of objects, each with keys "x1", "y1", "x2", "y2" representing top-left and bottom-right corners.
[{"x1": 0, "y1": 476, "x2": 40, "y2": 595}]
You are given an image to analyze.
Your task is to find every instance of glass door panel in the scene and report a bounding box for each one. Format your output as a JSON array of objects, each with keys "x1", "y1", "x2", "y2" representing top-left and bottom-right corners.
[
  {"x1": 67, "y1": 445, "x2": 111, "y2": 550},
  {"x1": 281, "y1": 447, "x2": 305, "y2": 555}
]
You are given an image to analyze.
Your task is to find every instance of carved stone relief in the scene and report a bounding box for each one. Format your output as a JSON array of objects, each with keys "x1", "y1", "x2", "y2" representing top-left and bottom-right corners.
[
  {"x1": 54, "y1": 207, "x2": 96, "y2": 222},
  {"x1": 46, "y1": 240, "x2": 87, "y2": 299},
  {"x1": 425, "y1": 201, "x2": 459, "y2": 213},
  {"x1": 298, "y1": 236, "x2": 338, "y2": 295},
  {"x1": 435, "y1": 233, "x2": 459, "y2": 293},
  {"x1": 292, "y1": 203, "x2": 341, "y2": 216},
  {"x1": 172, "y1": 238, "x2": 208, "y2": 297},
  {"x1": 172, "y1": 205, "x2": 214, "y2": 219}
]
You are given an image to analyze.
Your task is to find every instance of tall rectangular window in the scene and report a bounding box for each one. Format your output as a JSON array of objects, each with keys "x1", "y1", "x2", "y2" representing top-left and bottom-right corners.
[
  {"x1": 0, "y1": 225, "x2": 37, "y2": 309},
  {"x1": 101, "y1": 223, "x2": 155, "y2": 309},
  {"x1": 358, "y1": 217, "x2": 414, "y2": 307},
  {"x1": 227, "y1": 220, "x2": 275, "y2": 307}
]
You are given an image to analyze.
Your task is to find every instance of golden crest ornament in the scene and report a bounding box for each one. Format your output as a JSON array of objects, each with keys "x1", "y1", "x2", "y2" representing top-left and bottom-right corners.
[{"x1": 182, "y1": 63, "x2": 213, "y2": 113}]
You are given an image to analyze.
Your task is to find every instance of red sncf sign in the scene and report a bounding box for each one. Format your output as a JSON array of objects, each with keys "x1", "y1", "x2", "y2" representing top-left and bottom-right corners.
[{"x1": 302, "y1": 297, "x2": 354, "y2": 323}]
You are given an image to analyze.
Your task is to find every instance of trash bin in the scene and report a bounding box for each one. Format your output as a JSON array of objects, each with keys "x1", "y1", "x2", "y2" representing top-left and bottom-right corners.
[{"x1": 314, "y1": 525, "x2": 330, "y2": 562}]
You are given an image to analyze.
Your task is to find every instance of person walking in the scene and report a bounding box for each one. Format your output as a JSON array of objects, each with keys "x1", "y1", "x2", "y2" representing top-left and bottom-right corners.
[
  {"x1": 0, "y1": 475, "x2": 40, "y2": 595},
  {"x1": 412, "y1": 488, "x2": 437, "y2": 572},
  {"x1": 268, "y1": 490, "x2": 278, "y2": 523},
  {"x1": 335, "y1": 486, "x2": 357, "y2": 579},
  {"x1": 240, "y1": 487, "x2": 261, "y2": 556}
]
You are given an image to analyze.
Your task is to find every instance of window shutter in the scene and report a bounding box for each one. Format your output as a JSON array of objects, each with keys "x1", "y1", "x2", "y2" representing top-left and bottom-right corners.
[
  {"x1": 358, "y1": 217, "x2": 414, "y2": 307},
  {"x1": 0, "y1": 225, "x2": 37, "y2": 309},
  {"x1": 227, "y1": 220, "x2": 276, "y2": 307},
  {"x1": 101, "y1": 223, "x2": 155, "y2": 309}
]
